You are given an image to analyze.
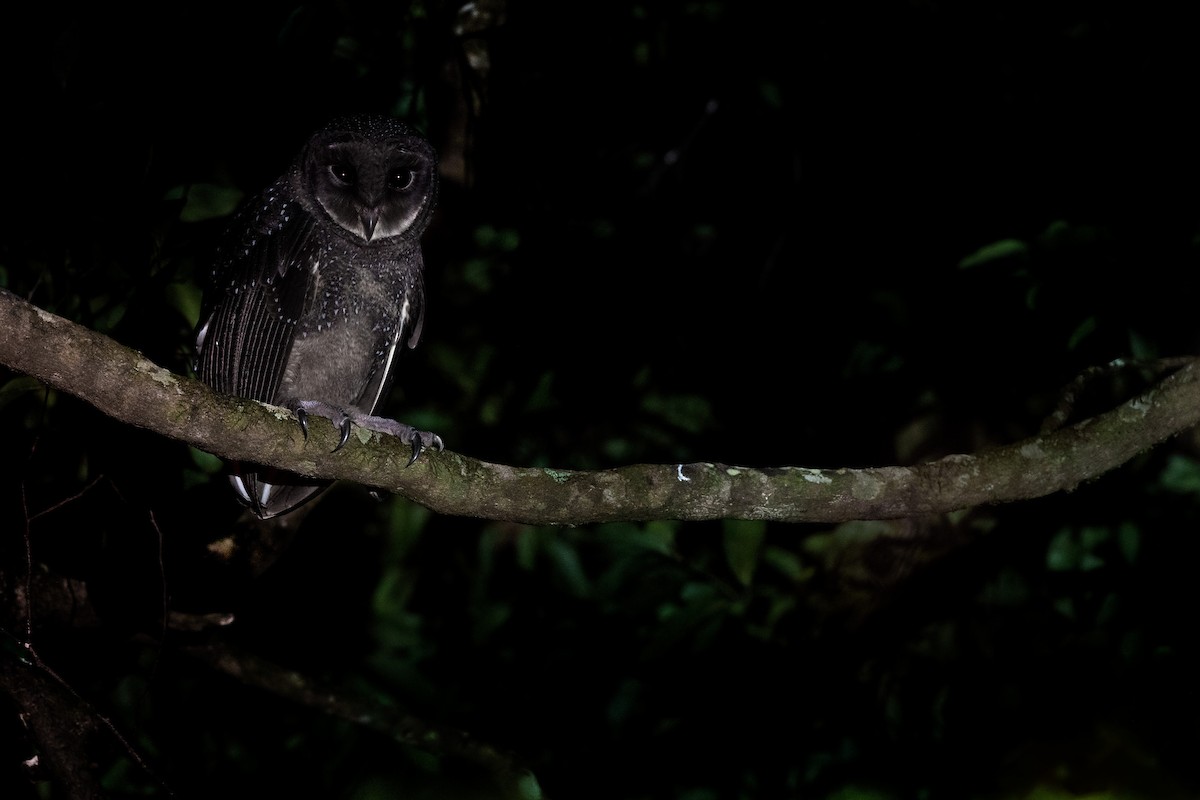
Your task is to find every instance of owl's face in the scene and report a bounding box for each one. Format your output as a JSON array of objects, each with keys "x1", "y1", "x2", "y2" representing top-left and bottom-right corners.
[{"x1": 300, "y1": 120, "x2": 438, "y2": 244}]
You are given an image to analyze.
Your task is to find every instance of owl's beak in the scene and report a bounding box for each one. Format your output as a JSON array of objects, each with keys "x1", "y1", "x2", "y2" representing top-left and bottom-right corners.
[{"x1": 359, "y1": 208, "x2": 380, "y2": 241}]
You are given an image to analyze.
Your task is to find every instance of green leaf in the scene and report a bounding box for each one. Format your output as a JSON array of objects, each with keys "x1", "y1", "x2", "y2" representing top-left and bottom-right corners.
[
  {"x1": 188, "y1": 447, "x2": 224, "y2": 473},
  {"x1": 1067, "y1": 316, "x2": 1097, "y2": 350},
  {"x1": 642, "y1": 392, "x2": 713, "y2": 435},
  {"x1": 722, "y1": 519, "x2": 766, "y2": 586},
  {"x1": 545, "y1": 536, "x2": 591, "y2": 597},
  {"x1": 1046, "y1": 527, "x2": 1081, "y2": 571},
  {"x1": 1047, "y1": 526, "x2": 1109, "y2": 572},
  {"x1": 462, "y1": 257, "x2": 495, "y2": 292},
  {"x1": 958, "y1": 238, "x2": 1028, "y2": 269},
  {"x1": 166, "y1": 282, "x2": 203, "y2": 328},
  {"x1": 1128, "y1": 328, "x2": 1156, "y2": 360},
  {"x1": 1117, "y1": 522, "x2": 1140, "y2": 564},
  {"x1": 472, "y1": 224, "x2": 520, "y2": 252},
  {"x1": 167, "y1": 183, "x2": 244, "y2": 223},
  {"x1": 1159, "y1": 454, "x2": 1200, "y2": 495},
  {"x1": 760, "y1": 545, "x2": 813, "y2": 584}
]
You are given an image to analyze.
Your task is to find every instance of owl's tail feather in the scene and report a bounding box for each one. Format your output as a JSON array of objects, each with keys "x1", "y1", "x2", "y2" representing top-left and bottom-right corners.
[{"x1": 228, "y1": 468, "x2": 331, "y2": 520}]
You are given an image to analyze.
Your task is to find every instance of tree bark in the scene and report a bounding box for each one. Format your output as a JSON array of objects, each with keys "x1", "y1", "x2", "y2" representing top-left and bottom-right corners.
[{"x1": 2, "y1": 288, "x2": 1197, "y2": 524}]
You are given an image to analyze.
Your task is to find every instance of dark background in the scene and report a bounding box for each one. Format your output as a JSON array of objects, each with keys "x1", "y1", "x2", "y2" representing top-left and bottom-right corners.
[{"x1": 3, "y1": 2, "x2": 1200, "y2": 798}]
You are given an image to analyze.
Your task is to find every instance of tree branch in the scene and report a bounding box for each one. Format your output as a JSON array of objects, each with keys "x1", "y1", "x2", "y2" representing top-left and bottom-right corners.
[
  {"x1": 0, "y1": 652, "x2": 108, "y2": 799},
  {"x1": 181, "y1": 640, "x2": 543, "y2": 798},
  {"x1": 2, "y1": 288, "x2": 1197, "y2": 524}
]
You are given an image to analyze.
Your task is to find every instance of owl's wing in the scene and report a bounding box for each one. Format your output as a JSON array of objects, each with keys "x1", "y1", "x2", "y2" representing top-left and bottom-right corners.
[
  {"x1": 194, "y1": 188, "x2": 320, "y2": 404},
  {"x1": 358, "y1": 256, "x2": 426, "y2": 416}
]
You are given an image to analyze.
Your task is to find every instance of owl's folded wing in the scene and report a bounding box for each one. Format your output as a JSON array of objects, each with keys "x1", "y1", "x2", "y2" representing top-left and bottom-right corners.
[{"x1": 194, "y1": 188, "x2": 320, "y2": 405}]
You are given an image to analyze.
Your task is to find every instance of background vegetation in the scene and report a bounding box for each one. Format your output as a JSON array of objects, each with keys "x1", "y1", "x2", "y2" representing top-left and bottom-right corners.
[{"x1": 3, "y1": 1, "x2": 1200, "y2": 797}]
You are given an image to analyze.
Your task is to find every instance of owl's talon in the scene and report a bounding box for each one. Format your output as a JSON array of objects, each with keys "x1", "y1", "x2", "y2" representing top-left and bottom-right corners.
[
  {"x1": 333, "y1": 417, "x2": 353, "y2": 452},
  {"x1": 296, "y1": 408, "x2": 310, "y2": 440},
  {"x1": 406, "y1": 432, "x2": 443, "y2": 467},
  {"x1": 407, "y1": 435, "x2": 423, "y2": 467}
]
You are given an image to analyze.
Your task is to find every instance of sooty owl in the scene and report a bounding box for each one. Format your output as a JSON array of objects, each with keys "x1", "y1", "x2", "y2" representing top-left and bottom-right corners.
[{"x1": 194, "y1": 115, "x2": 443, "y2": 519}]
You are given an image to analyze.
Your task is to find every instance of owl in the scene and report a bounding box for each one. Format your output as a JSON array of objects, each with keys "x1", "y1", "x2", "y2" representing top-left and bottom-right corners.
[{"x1": 194, "y1": 115, "x2": 443, "y2": 519}]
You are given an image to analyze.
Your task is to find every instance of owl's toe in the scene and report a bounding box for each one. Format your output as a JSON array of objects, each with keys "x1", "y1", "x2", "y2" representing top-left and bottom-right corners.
[
  {"x1": 308, "y1": 407, "x2": 444, "y2": 465},
  {"x1": 293, "y1": 400, "x2": 353, "y2": 451},
  {"x1": 406, "y1": 430, "x2": 444, "y2": 467}
]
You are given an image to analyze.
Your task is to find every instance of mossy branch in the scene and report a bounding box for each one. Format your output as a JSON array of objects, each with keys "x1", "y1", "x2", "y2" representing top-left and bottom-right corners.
[{"x1": 2, "y1": 288, "x2": 1197, "y2": 524}]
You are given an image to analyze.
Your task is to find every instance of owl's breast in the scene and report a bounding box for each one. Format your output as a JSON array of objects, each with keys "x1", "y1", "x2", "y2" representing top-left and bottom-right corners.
[{"x1": 279, "y1": 251, "x2": 417, "y2": 410}]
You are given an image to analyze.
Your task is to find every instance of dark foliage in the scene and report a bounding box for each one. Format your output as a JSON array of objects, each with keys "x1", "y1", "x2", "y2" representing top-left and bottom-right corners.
[{"x1": 3, "y1": 1, "x2": 1200, "y2": 798}]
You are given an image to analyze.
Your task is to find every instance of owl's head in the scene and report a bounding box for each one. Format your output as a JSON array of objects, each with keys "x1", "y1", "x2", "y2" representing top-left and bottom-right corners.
[{"x1": 297, "y1": 115, "x2": 438, "y2": 244}]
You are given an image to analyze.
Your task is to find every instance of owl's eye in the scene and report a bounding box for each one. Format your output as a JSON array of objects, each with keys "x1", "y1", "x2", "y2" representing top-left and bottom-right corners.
[
  {"x1": 388, "y1": 169, "x2": 415, "y2": 192},
  {"x1": 330, "y1": 163, "x2": 357, "y2": 185}
]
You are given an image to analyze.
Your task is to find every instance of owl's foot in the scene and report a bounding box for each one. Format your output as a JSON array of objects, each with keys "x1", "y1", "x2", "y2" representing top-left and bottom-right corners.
[
  {"x1": 354, "y1": 416, "x2": 444, "y2": 466},
  {"x1": 295, "y1": 401, "x2": 443, "y2": 466}
]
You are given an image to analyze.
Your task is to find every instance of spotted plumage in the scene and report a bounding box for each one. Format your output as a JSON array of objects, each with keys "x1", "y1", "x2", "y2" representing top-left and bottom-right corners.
[{"x1": 194, "y1": 115, "x2": 442, "y2": 519}]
